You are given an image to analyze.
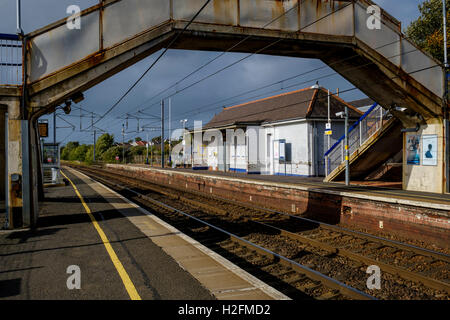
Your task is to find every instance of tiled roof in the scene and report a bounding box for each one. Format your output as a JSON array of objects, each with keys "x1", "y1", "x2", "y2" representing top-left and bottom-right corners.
[
  {"x1": 204, "y1": 87, "x2": 363, "y2": 129},
  {"x1": 349, "y1": 98, "x2": 375, "y2": 108}
]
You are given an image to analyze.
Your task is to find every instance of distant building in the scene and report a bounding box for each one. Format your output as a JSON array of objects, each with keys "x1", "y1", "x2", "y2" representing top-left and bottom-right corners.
[
  {"x1": 131, "y1": 140, "x2": 148, "y2": 147},
  {"x1": 183, "y1": 86, "x2": 363, "y2": 177},
  {"x1": 114, "y1": 142, "x2": 132, "y2": 150}
]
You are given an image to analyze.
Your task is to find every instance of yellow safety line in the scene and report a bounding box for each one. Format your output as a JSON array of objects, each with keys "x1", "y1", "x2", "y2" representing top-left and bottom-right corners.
[{"x1": 61, "y1": 170, "x2": 141, "y2": 300}]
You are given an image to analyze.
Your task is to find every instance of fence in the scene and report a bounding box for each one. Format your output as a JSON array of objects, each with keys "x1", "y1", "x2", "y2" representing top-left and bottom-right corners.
[
  {"x1": 324, "y1": 103, "x2": 391, "y2": 176},
  {"x1": 0, "y1": 33, "x2": 22, "y2": 85}
]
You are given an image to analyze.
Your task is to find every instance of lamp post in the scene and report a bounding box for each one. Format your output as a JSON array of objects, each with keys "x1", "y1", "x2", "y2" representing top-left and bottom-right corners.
[
  {"x1": 344, "y1": 106, "x2": 349, "y2": 186},
  {"x1": 180, "y1": 119, "x2": 188, "y2": 168},
  {"x1": 146, "y1": 131, "x2": 149, "y2": 165},
  {"x1": 444, "y1": 0, "x2": 449, "y2": 193},
  {"x1": 122, "y1": 124, "x2": 125, "y2": 164},
  {"x1": 16, "y1": 0, "x2": 23, "y2": 34},
  {"x1": 336, "y1": 109, "x2": 350, "y2": 186},
  {"x1": 150, "y1": 140, "x2": 153, "y2": 166},
  {"x1": 161, "y1": 100, "x2": 165, "y2": 168}
]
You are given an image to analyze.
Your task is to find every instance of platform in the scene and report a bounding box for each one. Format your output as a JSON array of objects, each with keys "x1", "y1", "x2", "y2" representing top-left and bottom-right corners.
[
  {"x1": 0, "y1": 167, "x2": 287, "y2": 300},
  {"x1": 107, "y1": 164, "x2": 450, "y2": 249}
]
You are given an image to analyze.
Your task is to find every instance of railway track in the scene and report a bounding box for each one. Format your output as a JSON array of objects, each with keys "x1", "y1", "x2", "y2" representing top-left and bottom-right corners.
[{"x1": 66, "y1": 164, "x2": 450, "y2": 300}]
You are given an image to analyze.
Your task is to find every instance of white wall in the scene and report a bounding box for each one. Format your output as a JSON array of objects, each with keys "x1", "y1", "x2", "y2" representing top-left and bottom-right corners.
[
  {"x1": 403, "y1": 119, "x2": 444, "y2": 193},
  {"x1": 204, "y1": 120, "x2": 348, "y2": 176},
  {"x1": 268, "y1": 122, "x2": 310, "y2": 176}
]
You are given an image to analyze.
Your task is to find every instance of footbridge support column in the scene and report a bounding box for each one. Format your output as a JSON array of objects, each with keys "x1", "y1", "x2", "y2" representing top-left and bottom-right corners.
[
  {"x1": 0, "y1": 106, "x2": 6, "y2": 202},
  {"x1": 403, "y1": 118, "x2": 445, "y2": 193},
  {"x1": 0, "y1": 88, "x2": 38, "y2": 229}
]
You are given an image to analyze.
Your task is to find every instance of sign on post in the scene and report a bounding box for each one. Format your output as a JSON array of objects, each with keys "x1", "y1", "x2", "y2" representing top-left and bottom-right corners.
[
  {"x1": 325, "y1": 123, "x2": 332, "y2": 135},
  {"x1": 38, "y1": 122, "x2": 49, "y2": 137}
]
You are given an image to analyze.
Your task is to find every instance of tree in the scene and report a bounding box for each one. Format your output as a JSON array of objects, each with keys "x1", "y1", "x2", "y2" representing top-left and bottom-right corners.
[
  {"x1": 406, "y1": 0, "x2": 450, "y2": 63},
  {"x1": 61, "y1": 141, "x2": 79, "y2": 160},
  {"x1": 130, "y1": 146, "x2": 146, "y2": 156},
  {"x1": 135, "y1": 137, "x2": 142, "y2": 142},
  {"x1": 69, "y1": 144, "x2": 89, "y2": 162},
  {"x1": 151, "y1": 136, "x2": 162, "y2": 145},
  {"x1": 95, "y1": 133, "x2": 114, "y2": 157},
  {"x1": 85, "y1": 145, "x2": 95, "y2": 164},
  {"x1": 101, "y1": 146, "x2": 128, "y2": 162}
]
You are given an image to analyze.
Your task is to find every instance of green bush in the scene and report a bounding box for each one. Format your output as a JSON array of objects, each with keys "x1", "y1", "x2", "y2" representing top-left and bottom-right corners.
[
  {"x1": 84, "y1": 145, "x2": 95, "y2": 164},
  {"x1": 101, "y1": 146, "x2": 128, "y2": 163},
  {"x1": 61, "y1": 141, "x2": 79, "y2": 160},
  {"x1": 68, "y1": 144, "x2": 89, "y2": 162}
]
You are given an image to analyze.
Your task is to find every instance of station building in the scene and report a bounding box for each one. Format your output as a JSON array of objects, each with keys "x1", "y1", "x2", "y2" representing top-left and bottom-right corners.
[{"x1": 186, "y1": 86, "x2": 363, "y2": 177}]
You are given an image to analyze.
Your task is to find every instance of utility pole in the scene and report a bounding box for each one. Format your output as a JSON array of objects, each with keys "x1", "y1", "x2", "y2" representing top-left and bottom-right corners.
[
  {"x1": 93, "y1": 130, "x2": 96, "y2": 162},
  {"x1": 344, "y1": 106, "x2": 350, "y2": 186},
  {"x1": 336, "y1": 108, "x2": 350, "y2": 186},
  {"x1": 53, "y1": 110, "x2": 56, "y2": 145},
  {"x1": 146, "y1": 132, "x2": 149, "y2": 165},
  {"x1": 169, "y1": 98, "x2": 172, "y2": 165},
  {"x1": 16, "y1": 0, "x2": 23, "y2": 34},
  {"x1": 444, "y1": 0, "x2": 449, "y2": 193},
  {"x1": 122, "y1": 124, "x2": 125, "y2": 164},
  {"x1": 180, "y1": 119, "x2": 188, "y2": 168},
  {"x1": 326, "y1": 90, "x2": 331, "y2": 176},
  {"x1": 327, "y1": 89, "x2": 331, "y2": 150},
  {"x1": 161, "y1": 100, "x2": 165, "y2": 168},
  {"x1": 92, "y1": 112, "x2": 95, "y2": 162}
]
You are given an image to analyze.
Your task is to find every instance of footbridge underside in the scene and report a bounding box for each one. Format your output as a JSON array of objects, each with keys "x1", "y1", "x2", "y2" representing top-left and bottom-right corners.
[
  {"x1": 26, "y1": 0, "x2": 443, "y2": 119},
  {"x1": 0, "y1": 0, "x2": 447, "y2": 228}
]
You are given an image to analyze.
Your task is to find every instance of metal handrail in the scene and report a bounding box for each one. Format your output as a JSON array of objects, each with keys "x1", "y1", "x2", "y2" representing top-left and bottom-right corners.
[
  {"x1": 324, "y1": 103, "x2": 390, "y2": 177},
  {"x1": 324, "y1": 102, "x2": 379, "y2": 157}
]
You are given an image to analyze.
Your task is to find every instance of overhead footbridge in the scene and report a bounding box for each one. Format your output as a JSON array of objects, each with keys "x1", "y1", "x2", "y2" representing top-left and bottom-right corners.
[{"x1": 0, "y1": 0, "x2": 447, "y2": 228}]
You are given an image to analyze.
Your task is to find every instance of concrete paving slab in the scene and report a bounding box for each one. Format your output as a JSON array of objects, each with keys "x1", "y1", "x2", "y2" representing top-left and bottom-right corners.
[{"x1": 66, "y1": 167, "x2": 290, "y2": 300}]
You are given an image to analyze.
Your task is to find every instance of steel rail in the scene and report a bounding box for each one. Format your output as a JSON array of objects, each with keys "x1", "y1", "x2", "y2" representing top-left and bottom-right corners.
[
  {"x1": 106, "y1": 166, "x2": 450, "y2": 294},
  {"x1": 75, "y1": 164, "x2": 450, "y2": 263},
  {"x1": 70, "y1": 165, "x2": 375, "y2": 300},
  {"x1": 249, "y1": 220, "x2": 450, "y2": 295}
]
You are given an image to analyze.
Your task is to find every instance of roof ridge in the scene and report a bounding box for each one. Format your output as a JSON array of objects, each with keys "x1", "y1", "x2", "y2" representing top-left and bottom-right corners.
[{"x1": 224, "y1": 87, "x2": 315, "y2": 111}]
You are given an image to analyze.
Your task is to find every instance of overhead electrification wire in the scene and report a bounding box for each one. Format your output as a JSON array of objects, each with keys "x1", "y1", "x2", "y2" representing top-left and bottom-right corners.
[
  {"x1": 89, "y1": 0, "x2": 213, "y2": 130},
  {"x1": 63, "y1": 1, "x2": 443, "y2": 143},
  {"x1": 120, "y1": 1, "x2": 303, "y2": 118},
  {"x1": 60, "y1": 41, "x2": 442, "y2": 145},
  {"x1": 121, "y1": 0, "x2": 438, "y2": 124},
  {"x1": 155, "y1": 45, "x2": 441, "y2": 128},
  {"x1": 168, "y1": 64, "x2": 443, "y2": 128}
]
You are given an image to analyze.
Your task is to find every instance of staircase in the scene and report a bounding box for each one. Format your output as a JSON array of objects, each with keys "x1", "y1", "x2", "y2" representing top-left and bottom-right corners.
[{"x1": 324, "y1": 103, "x2": 403, "y2": 182}]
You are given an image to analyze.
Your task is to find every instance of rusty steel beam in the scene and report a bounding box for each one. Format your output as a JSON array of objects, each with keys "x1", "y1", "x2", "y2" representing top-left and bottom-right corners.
[
  {"x1": 26, "y1": 23, "x2": 443, "y2": 122},
  {"x1": 20, "y1": 0, "x2": 443, "y2": 122}
]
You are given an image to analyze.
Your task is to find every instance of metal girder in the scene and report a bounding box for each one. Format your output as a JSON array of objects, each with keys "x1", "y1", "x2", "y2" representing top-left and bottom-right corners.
[{"x1": 22, "y1": 0, "x2": 443, "y2": 122}]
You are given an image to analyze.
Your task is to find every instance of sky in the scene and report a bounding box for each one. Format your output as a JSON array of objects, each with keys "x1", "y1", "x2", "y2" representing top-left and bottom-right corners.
[{"x1": 0, "y1": 0, "x2": 427, "y2": 145}]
